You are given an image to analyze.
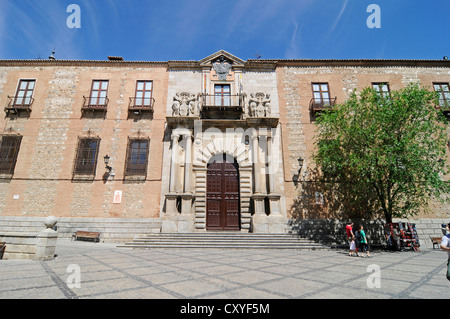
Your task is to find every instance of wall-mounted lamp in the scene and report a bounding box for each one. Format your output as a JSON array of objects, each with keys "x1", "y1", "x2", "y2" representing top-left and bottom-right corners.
[
  {"x1": 104, "y1": 155, "x2": 112, "y2": 173},
  {"x1": 298, "y1": 157, "x2": 304, "y2": 175}
]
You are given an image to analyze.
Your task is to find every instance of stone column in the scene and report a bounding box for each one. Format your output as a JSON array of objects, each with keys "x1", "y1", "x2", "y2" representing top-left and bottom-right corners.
[
  {"x1": 183, "y1": 132, "x2": 193, "y2": 193},
  {"x1": 169, "y1": 133, "x2": 180, "y2": 193},
  {"x1": 181, "y1": 132, "x2": 193, "y2": 216},
  {"x1": 266, "y1": 131, "x2": 281, "y2": 215},
  {"x1": 166, "y1": 133, "x2": 180, "y2": 216},
  {"x1": 251, "y1": 130, "x2": 267, "y2": 232},
  {"x1": 267, "y1": 131, "x2": 275, "y2": 194},
  {"x1": 252, "y1": 132, "x2": 262, "y2": 194},
  {"x1": 266, "y1": 130, "x2": 285, "y2": 233}
]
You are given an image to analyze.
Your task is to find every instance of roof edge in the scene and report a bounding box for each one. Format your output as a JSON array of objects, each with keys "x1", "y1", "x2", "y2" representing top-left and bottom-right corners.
[{"x1": 0, "y1": 58, "x2": 448, "y2": 69}]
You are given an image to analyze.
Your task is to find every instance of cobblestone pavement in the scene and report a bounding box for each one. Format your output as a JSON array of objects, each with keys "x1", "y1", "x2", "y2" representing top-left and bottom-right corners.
[{"x1": 0, "y1": 239, "x2": 449, "y2": 301}]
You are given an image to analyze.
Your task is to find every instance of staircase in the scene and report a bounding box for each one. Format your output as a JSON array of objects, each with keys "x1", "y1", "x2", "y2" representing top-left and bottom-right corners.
[{"x1": 117, "y1": 233, "x2": 326, "y2": 250}]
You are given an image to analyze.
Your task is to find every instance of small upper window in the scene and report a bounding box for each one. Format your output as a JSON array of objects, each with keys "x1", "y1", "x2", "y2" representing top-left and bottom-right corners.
[
  {"x1": 312, "y1": 83, "x2": 330, "y2": 104},
  {"x1": 312, "y1": 83, "x2": 332, "y2": 106},
  {"x1": 433, "y1": 83, "x2": 450, "y2": 108},
  {"x1": 14, "y1": 80, "x2": 35, "y2": 106},
  {"x1": 372, "y1": 83, "x2": 390, "y2": 98},
  {"x1": 134, "y1": 81, "x2": 153, "y2": 107},
  {"x1": 89, "y1": 80, "x2": 109, "y2": 107}
]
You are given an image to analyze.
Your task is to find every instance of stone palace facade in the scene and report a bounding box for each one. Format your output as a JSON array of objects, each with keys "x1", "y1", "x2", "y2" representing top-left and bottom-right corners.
[{"x1": 0, "y1": 51, "x2": 448, "y2": 240}]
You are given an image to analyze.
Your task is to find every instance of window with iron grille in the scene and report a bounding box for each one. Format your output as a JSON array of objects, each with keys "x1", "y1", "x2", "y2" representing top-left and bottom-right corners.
[
  {"x1": 372, "y1": 82, "x2": 390, "y2": 98},
  {"x1": 73, "y1": 138, "x2": 100, "y2": 175},
  {"x1": 125, "y1": 138, "x2": 149, "y2": 176},
  {"x1": 433, "y1": 83, "x2": 450, "y2": 107},
  {"x1": 0, "y1": 135, "x2": 22, "y2": 175},
  {"x1": 14, "y1": 80, "x2": 35, "y2": 106}
]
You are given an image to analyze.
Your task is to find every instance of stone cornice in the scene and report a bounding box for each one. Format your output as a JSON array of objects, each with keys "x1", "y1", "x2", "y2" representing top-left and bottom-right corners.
[
  {"x1": 0, "y1": 59, "x2": 168, "y2": 68},
  {"x1": 272, "y1": 59, "x2": 450, "y2": 68},
  {"x1": 0, "y1": 58, "x2": 448, "y2": 69}
]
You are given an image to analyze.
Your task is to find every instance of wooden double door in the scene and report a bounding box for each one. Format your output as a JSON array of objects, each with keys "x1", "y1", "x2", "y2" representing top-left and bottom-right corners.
[{"x1": 206, "y1": 154, "x2": 240, "y2": 230}]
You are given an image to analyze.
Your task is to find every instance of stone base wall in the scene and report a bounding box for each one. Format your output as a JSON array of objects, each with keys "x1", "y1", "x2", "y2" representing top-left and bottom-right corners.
[
  {"x1": 0, "y1": 233, "x2": 37, "y2": 260},
  {"x1": 0, "y1": 216, "x2": 162, "y2": 243}
]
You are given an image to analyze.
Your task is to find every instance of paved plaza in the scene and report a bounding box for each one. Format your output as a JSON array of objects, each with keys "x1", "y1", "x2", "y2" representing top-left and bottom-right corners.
[{"x1": 0, "y1": 239, "x2": 448, "y2": 301}]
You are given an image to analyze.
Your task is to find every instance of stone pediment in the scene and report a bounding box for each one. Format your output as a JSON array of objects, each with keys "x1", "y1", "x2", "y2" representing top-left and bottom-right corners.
[{"x1": 199, "y1": 50, "x2": 245, "y2": 68}]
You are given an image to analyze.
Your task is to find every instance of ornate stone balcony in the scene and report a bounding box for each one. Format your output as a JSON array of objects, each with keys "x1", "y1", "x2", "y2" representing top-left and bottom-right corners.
[{"x1": 200, "y1": 93, "x2": 244, "y2": 120}]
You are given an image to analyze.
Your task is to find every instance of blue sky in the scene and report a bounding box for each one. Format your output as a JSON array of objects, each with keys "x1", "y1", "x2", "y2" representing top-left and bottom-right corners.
[{"x1": 0, "y1": 0, "x2": 449, "y2": 61}]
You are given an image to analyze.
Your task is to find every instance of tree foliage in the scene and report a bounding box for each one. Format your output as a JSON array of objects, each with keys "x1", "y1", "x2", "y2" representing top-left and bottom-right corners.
[{"x1": 313, "y1": 83, "x2": 450, "y2": 223}]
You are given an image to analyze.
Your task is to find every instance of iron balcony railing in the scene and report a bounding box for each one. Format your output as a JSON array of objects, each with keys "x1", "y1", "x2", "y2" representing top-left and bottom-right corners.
[
  {"x1": 5, "y1": 95, "x2": 34, "y2": 113},
  {"x1": 200, "y1": 93, "x2": 244, "y2": 110},
  {"x1": 128, "y1": 97, "x2": 155, "y2": 112},
  {"x1": 82, "y1": 96, "x2": 109, "y2": 111},
  {"x1": 309, "y1": 97, "x2": 337, "y2": 112}
]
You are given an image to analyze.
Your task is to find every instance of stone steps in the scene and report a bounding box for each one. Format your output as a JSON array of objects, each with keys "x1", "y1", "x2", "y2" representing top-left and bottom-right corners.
[{"x1": 118, "y1": 233, "x2": 326, "y2": 250}]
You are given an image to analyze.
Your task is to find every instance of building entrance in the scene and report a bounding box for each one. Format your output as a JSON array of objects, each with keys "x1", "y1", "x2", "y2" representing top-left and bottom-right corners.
[{"x1": 206, "y1": 154, "x2": 240, "y2": 230}]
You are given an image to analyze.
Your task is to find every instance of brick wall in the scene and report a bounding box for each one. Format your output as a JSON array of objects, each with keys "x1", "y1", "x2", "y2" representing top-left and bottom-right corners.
[
  {"x1": 278, "y1": 64, "x2": 450, "y2": 220},
  {"x1": 0, "y1": 62, "x2": 168, "y2": 219}
]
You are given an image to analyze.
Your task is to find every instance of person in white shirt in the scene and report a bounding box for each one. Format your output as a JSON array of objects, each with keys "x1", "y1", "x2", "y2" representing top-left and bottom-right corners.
[{"x1": 440, "y1": 223, "x2": 450, "y2": 281}]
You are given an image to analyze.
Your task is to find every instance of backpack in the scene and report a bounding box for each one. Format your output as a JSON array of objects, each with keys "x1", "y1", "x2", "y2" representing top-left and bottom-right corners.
[{"x1": 354, "y1": 230, "x2": 360, "y2": 242}]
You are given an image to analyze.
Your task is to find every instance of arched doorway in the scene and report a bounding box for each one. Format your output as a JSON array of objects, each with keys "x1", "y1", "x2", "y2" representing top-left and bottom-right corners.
[{"x1": 206, "y1": 154, "x2": 240, "y2": 230}]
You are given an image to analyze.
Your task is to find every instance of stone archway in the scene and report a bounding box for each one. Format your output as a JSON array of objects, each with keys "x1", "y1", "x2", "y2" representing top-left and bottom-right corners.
[{"x1": 192, "y1": 132, "x2": 253, "y2": 232}]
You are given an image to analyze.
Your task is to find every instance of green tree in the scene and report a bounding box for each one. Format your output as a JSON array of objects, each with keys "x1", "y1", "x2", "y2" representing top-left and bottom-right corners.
[{"x1": 313, "y1": 83, "x2": 449, "y2": 223}]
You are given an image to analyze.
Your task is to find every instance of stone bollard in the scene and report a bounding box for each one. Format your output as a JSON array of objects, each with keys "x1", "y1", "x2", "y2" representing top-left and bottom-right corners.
[{"x1": 35, "y1": 216, "x2": 58, "y2": 261}]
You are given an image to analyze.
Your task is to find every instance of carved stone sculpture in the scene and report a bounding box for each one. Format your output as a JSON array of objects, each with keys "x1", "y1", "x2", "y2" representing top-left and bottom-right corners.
[
  {"x1": 172, "y1": 92, "x2": 197, "y2": 116},
  {"x1": 247, "y1": 92, "x2": 271, "y2": 117},
  {"x1": 213, "y1": 56, "x2": 232, "y2": 81}
]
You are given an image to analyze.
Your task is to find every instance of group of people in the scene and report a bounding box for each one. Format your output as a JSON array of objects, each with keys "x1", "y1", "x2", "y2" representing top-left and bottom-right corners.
[
  {"x1": 345, "y1": 222, "x2": 371, "y2": 257},
  {"x1": 345, "y1": 222, "x2": 450, "y2": 281}
]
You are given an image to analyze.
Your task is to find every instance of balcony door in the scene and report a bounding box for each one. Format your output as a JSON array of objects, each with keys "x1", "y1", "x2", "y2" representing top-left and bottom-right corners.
[{"x1": 214, "y1": 84, "x2": 231, "y2": 107}]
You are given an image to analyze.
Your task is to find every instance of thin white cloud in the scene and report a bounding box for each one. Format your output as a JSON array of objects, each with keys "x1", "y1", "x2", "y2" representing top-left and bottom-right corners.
[
  {"x1": 285, "y1": 20, "x2": 302, "y2": 59},
  {"x1": 328, "y1": 0, "x2": 348, "y2": 38}
]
